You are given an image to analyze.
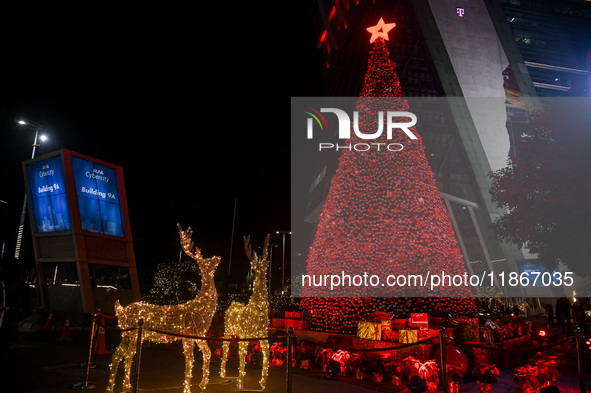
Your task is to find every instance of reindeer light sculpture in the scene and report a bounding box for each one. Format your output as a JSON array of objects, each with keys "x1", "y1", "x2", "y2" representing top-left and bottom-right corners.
[
  {"x1": 106, "y1": 223, "x2": 220, "y2": 393},
  {"x1": 220, "y1": 234, "x2": 270, "y2": 390}
]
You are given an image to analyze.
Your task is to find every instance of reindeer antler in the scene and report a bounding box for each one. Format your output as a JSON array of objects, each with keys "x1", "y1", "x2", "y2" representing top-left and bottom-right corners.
[
  {"x1": 244, "y1": 235, "x2": 253, "y2": 260},
  {"x1": 262, "y1": 234, "x2": 270, "y2": 262},
  {"x1": 243, "y1": 234, "x2": 271, "y2": 262},
  {"x1": 178, "y1": 223, "x2": 203, "y2": 261}
]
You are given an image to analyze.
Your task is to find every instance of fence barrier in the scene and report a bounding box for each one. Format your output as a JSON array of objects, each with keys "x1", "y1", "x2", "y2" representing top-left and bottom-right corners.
[{"x1": 75, "y1": 311, "x2": 586, "y2": 393}]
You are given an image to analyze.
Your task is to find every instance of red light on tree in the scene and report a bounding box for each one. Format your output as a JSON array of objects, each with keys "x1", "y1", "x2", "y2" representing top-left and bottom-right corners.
[{"x1": 366, "y1": 17, "x2": 396, "y2": 43}]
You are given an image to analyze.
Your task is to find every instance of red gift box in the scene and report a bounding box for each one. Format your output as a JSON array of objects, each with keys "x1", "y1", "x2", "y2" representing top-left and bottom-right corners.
[
  {"x1": 418, "y1": 329, "x2": 439, "y2": 341},
  {"x1": 285, "y1": 311, "x2": 302, "y2": 319},
  {"x1": 408, "y1": 313, "x2": 428, "y2": 329},
  {"x1": 272, "y1": 318, "x2": 285, "y2": 328},
  {"x1": 382, "y1": 329, "x2": 399, "y2": 342},
  {"x1": 284, "y1": 319, "x2": 308, "y2": 330},
  {"x1": 392, "y1": 319, "x2": 408, "y2": 329}
]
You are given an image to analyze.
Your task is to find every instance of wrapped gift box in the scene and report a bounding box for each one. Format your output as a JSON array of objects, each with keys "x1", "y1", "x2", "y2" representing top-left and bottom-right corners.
[
  {"x1": 380, "y1": 319, "x2": 392, "y2": 331},
  {"x1": 503, "y1": 327, "x2": 514, "y2": 339},
  {"x1": 357, "y1": 321, "x2": 382, "y2": 341},
  {"x1": 392, "y1": 319, "x2": 408, "y2": 329},
  {"x1": 492, "y1": 328, "x2": 503, "y2": 343},
  {"x1": 382, "y1": 329, "x2": 399, "y2": 342},
  {"x1": 368, "y1": 312, "x2": 393, "y2": 332},
  {"x1": 479, "y1": 327, "x2": 493, "y2": 344},
  {"x1": 272, "y1": 318, "x2": 284, "y2": 328},
  {"x1": 448, "y1": 317, "x2": 478, "y2": 328},
  {"x1": 399, "y1": 329, "x2": 418, "y2": 344},
  {"x1": 284, "y1": 319, "x2": 308, "y2": 330},
  {"x1": 462, "y1": 327, "x2": 479, "y2": 342},
  {"x1": 418, "y1": 329, "x2": 439, "y2": 341},
  {"x1": 285, "y1": 311, "x2": 302, "y2": 320},
  {"x1": 408, "y1": 313, "x2": 428, "y2": 329}
]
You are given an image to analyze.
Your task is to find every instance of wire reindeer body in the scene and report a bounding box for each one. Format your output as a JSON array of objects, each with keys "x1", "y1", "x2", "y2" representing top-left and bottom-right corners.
[
  {"x1": 106, "y1": 224, "x2": 220, "y2": 393},
  {"x1": 220, "y1": 234, "x2": 270, "y2": 390}
]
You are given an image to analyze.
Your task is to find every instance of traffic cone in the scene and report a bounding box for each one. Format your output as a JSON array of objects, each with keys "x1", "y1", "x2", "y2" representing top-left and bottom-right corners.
[
  {"x1": 43, "y1": 309, "x2": 54, "y2": 332},
  {"x1": 93, "y1": 314, "x2": 111, "y2": 355},
  {"x1": 59, "y1": 313, "x2": 72, "y2": 341}
]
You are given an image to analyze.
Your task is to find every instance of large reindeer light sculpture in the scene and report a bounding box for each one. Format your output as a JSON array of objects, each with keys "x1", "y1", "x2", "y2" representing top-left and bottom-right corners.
[
  {"x1": 220, "y1": 234, "x2": 271, "y2": 390},
  {"x1": 106, "y1": 223, "x2": 220, "y2": 393}
]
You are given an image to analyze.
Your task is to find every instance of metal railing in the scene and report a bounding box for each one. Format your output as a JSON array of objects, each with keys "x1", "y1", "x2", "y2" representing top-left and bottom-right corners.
[{"x1": 74, "y1": 312, "x2": 587, "y2": 393}]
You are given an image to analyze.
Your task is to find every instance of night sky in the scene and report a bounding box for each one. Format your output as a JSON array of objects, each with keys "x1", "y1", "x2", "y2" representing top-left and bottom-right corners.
[{"x1": 0, "y1": 8, "x2": 298, "y2": 290}]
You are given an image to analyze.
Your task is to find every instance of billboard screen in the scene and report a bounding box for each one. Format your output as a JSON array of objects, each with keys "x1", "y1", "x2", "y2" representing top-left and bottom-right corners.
[
  {"x1": 517, "y1": 260, "x2": 560, "y2": 287},
  {"x1": 27, "y1": 155, "x2": 71, "y2": 232},
  {"x1": 72, "y1": 156, "x2": 124, "y2": 237}
]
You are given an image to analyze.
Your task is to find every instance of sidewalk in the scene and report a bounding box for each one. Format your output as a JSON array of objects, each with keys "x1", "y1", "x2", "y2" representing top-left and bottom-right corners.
[{"x1": 0, "y1": 321, "x2": 589, "y2": 393}]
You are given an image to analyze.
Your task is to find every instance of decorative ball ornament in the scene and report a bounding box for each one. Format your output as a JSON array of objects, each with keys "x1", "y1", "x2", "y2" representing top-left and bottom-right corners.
[
  {"x1": 106, "y1": 224, "x2": 221, "y2": 393},
  {"x1": 433, "y1": 345, "x2": 468, "y2": 375},
  {"x1": 220, "y1": 234, "x2": 271, "y2": 391}
]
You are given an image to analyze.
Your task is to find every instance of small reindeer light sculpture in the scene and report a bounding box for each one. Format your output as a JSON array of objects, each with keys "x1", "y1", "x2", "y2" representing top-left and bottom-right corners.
[
  {"x1": 106, "y1": 223, "x2": 220, "y2": 393},
  {"x1": 220, "y1": 234, "x2": 270, "y2": 390}
]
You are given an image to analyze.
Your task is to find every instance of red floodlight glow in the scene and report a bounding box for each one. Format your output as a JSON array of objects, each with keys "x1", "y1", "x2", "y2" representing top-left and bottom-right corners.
[{"x1": 328, "y1": 6, "x2": 336, "y2": 21}]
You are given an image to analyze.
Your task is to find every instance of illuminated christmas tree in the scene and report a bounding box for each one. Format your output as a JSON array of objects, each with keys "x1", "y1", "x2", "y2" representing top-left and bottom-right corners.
[
  {"x1": 301, "y1": 18, "x2": 475, "y2": 333},
  {"x1": 144, "y1": 259, "x2": 200, "y2": 305}
]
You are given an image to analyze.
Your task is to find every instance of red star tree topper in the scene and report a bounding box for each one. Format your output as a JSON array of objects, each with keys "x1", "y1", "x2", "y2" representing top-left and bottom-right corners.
[
  {"x1": 366, "y1": 17, "x2": 396, "y2": 43},
  {"x1": 301, "y1": 21, "x2": 475, "y2": 333}
]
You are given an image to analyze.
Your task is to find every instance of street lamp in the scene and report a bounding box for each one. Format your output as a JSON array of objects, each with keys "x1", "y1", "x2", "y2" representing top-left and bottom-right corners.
[
  {"x1": 268, "y1": 244, "x2": 278, "y2": 296},
  {"x1": 14, "y1": 117, "x2": 47, "y2": 260},
  {"x1": 276, "y1": 230, "x2": 291, "y2": 295}
]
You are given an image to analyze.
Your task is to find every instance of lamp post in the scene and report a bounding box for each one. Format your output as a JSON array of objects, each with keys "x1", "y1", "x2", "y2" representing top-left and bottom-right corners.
[
  {"x1": 14, "y1": 117, "x2": 46, "y2": 260},
  {"x1": 275, "y1": 230, "x2": 291, "y2": 295},
  {"x1": 269, "y1": 244, "x2": 278, "y2": 296}
]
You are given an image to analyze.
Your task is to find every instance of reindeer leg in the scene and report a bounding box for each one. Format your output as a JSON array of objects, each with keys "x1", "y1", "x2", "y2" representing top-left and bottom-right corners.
[
  {"x1": 195, "y1": 338, "x2": 211, "y2": 391},
  {"x1": 107, "y1": 333, "x2": 135, "y2": 393},
  {"x1": 182, "y1": 338, "x2": 195, "y2": 393},
  {"x1": 259, "y1": 339, "x2": 270, "y2": 389},
  {"x1": 237, "y1": 340, "x2": 248, "y2": 391},
  {"x1": 122, "y1": 342, "x2": 137, "y2": 393},
  {"x1": 106, "y1": 338, "x2": 128, "y2": 393},
  {"x1": 220, "y1": 332, "x2": 230, "y2": 378}
]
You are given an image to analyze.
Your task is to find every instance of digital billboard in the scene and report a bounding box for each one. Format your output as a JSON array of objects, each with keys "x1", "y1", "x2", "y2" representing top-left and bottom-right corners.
[
  {"x1": 27, "y1": 155, "x2": 71, "y2": 232},
  {"x1": 72, "y1": 156, "x2": 124, "y2": 237},
  {"x1": 517, "y1": 260, "x2": 561, "y2": 287}
]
